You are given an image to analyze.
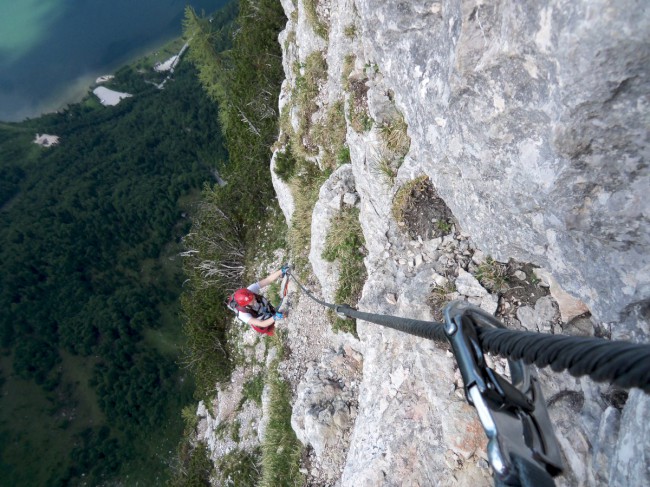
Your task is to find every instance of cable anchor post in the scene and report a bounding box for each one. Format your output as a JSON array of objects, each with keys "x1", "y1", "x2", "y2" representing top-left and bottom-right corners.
[
  {"x1": 335, "y1": 305, "x2": 354, "y2": 320},
  {"x1": 443, "y1": 301, "x2": 563, "y2": 487}
]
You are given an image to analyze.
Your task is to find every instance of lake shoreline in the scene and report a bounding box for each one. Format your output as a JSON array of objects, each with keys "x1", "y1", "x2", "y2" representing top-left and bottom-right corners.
[{"x1": 1, "y1": 34, "x2": 188, "y2": 124}]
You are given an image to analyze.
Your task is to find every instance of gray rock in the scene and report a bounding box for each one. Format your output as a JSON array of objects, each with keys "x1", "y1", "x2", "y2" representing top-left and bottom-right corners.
[
  {"x1": 291, "y1": 350, "x2": 358, "y2": 459},
  {"x1": 385, "y1": 293, "x2": 398, "y2": 305},
  {"x1": 455, "y1": 268, "x2": 488, "y2": 298},
  {"x1": 273, "y1": 0, "x2": 650, "y2": 485},
  {"x1": 343, "y1": 192, "x2": 359, "y2": 206},
  {"x1": 609, "y1": 390, "x2": 650, "y2": 487},
  {"x1": 514, "y1": 270, "x2": 527, "y2": 281},
  {"x1": 471, "y1": 249, "x2": 487, "y2": 265},
  {"x1": 562, "y1": 315, "x2": 595, "y2": 337},
  {"x1": 270, "y1": 148, "x2": 296, "y2": 223},
  {"x1": 516, "y1": 296, "x2": 559, "y2": 332},
  {"x1": 593, "y1": 406, "x2": 621, "y2": 485},
  {"x1": 534, "y1": 268, "x2": 590, "y2": 323},
  {"x1": 356, "y1": 0, "x2": 650, "y2": 327}
]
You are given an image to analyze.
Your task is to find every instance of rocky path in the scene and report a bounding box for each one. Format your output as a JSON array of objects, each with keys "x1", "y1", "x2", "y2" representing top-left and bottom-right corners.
[{"x1": 279, "y1": 274, "x2": 363, "y2": 486}]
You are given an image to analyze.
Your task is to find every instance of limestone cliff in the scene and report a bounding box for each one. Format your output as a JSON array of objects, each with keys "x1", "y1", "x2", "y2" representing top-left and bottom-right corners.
[{"x1": 272, "y1": 0, "x2": 650, "y2": 486}]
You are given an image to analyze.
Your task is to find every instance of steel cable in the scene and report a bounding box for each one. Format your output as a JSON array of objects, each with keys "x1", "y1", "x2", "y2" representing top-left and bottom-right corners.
[
  {"x1": 288, "y1": 273, "x2": 650, "y2": 392},
  {"x1": 476, "y1": 327, "x2": 650, "y2": 392}
]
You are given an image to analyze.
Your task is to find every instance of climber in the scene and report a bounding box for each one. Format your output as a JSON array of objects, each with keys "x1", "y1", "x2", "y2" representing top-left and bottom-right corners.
[{"x1": 227, "y1": 265, "x2": 291, "y2": 336}]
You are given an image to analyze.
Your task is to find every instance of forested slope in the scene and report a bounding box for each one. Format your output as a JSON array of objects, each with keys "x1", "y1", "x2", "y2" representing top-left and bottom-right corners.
[{"x1": 0, "y1": 3, "x2": 236, "y2": 485}]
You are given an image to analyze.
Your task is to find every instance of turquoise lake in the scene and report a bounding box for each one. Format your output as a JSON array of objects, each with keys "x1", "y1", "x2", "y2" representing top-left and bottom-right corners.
[{"x1": 0, "y1": 0, "x2": 226, "y2": 121}]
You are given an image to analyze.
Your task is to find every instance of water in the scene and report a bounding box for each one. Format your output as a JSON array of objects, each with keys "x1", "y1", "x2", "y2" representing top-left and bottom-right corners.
[{"x1": 0, "y1": 0, "x2": 225, "y2": 121}]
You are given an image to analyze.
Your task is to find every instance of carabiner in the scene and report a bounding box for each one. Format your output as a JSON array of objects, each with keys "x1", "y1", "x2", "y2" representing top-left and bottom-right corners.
[{"x1": 443, "y1": 301, "x2": 563, "y2": 487}]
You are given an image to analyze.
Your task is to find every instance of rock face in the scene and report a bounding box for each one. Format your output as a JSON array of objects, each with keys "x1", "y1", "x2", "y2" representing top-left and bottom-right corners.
[
  {"x1": 353, "y1": 0, "x2": 649, "y2": 324},
  {"x1": 291, "y1": 346, "x2": 361, "y2": 483},
  {"x1": 272, "y1": 0, "x2": 650, "y2": 486}
]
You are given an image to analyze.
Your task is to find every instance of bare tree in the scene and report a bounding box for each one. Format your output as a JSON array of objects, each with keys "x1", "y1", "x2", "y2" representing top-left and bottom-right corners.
[{"x1": 181, "y1": 203, "x2": 245, "y2": 287}]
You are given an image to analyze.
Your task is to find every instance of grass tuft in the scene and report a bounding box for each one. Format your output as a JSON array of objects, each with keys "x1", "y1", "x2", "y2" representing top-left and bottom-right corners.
[
  {"x1": 303, "y1": 0, "x2": 329, "y2": 40},
  {"x1": 259, "y1": 339, "x2": 303, "y2": 487},
  {"x1": 371, "y1": 148, "x2": 399, "y2": 184},
  {"x1": 215, "y1": 448, "x2": 261, "y2": 487},
  {"x1": 379, "y1": 113, "x2": 410, "y2": 157},
  {"x1": 428, "y1": 282, "x2": 456, "y2": 322},
  {"x1": 337, "y1": 145, "x2": 351, "y2": 165},
  {"x1": 341, "y1": 54, "x2": 355, "y2": 90},
  {"x1": 475, "y1": 257, "x2": 508, "y2": 292},
  {"x1": 311, "y1": 100, "x2": 348, "y2": 170},
  {"x1": 241, "y1": 373, "x2": 265, "y2": 407},
  {"x1": 291, "y1": 52, "x2": 328, "y2": 159},
  {"x1": 322, "y1": 207, "x2": 367, "y2": 335},
  {"x1": 392, "y1": 175, "x2": 429, "y2": 224},
  {"x1": 344, "y1": 24, "x2": 357, "y2": 38}
]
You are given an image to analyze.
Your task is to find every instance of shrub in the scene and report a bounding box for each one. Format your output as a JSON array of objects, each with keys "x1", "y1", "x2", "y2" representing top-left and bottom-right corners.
[{"x1": 274, "y1": 148, "x2": 297, "y2": 182}]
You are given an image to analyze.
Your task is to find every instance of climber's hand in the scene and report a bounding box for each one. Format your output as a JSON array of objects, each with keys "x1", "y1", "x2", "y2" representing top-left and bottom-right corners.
[{"x1": 281, "y1": 264, "x2": 291, "y2": 277}]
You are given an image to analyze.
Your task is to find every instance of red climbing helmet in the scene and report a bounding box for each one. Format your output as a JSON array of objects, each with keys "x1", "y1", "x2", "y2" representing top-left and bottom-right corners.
[{"x1": 234, "y1": 288, "x2": 254, "y2": 306}]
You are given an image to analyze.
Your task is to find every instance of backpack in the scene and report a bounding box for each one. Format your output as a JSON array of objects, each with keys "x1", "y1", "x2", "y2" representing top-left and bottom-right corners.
[{"x1": 226, "y1": 292, "x2": 276, "y2": 336}]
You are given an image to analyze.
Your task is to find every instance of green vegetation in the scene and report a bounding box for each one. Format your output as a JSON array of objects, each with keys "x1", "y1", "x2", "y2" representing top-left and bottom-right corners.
[
  {"x1": 303, "y1": 0, "x2": 329, "y2": 40},
  {"x1": 436, "y1": 220, "x2": 453, "y2": 234},
  {"x1": 338, "y1": 145, "x2": 351, "y2": 165},
  {"x1": 342, "y1": 54, "x2": 356, "y2": 90},
  {"x1": 372, "y1": 148, "x2": 399, "y2": 183},
  {"x1": 170, "y1": 405, "x2": 215, "y2": 487},
  {"x1": 322, "y1": 207, "x2": 367, "y2": 334},
  {"x1": 181, "y1": 0, "x2": 288, "y2": 401},
  {"x1": 267, "y1": 280, "x2": 282, "y2": 306},
  {"x1": 241, "y1": 373, "x2": 265, "y2": 407},
  {"x1": 291, "y1": 51, "x2": 328, "y2": 159},
  {"x1": 215, "y1": 448, "x2": 261, "y2": 487},
  {"x1": 372, "y1": 114, "x2": 410, "y2": 185},
  {"x1": 392, "y1": 175, "x2": 430, "y2": 224},
  {"x1": 428, "y1": 281, "x2": 456, "y2": 321},
  {"x1": 476, "y1": 257, "x2": 508, "y2": 293},
  {"x1": 230, "y1": 420, "x2": 242, "y2": 443},
  {"x1": 312, "y1": 99, "x2": 348, "y2": 170},
  {"x1": 348, "y1": 77, "x2": 373, "y2": 133},
  {"x1": 260, "y1": 340, "x2": 304, "y2": 487},
  {"x1": 344, "y1": 24, "x2": 357, "y2": 38},
  {"x1": 170, "y1": 442, "x2": 214, "y2": 487},
  {"x1": 0, "y1": 7, "x2": 242, "y2": 479},
  {"x1": 274, "y1": 146, "x2": 298, "y2": 182},
  {"x1": 379, "y1": 112, "x2": 410, "y2": 157}
]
